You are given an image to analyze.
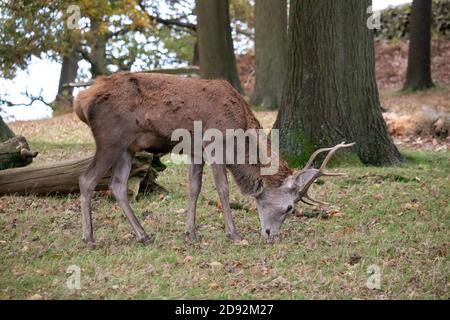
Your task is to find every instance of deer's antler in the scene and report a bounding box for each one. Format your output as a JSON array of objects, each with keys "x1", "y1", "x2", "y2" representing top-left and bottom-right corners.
[{"x1": 294, "y1": 142, "x2": 355, "y2": 206}]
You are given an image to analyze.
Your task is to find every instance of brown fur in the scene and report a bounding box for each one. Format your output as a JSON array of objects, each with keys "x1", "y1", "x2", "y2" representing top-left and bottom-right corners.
[{"x1": 74, "y1": 71, "x2": 292, "y2": 194}]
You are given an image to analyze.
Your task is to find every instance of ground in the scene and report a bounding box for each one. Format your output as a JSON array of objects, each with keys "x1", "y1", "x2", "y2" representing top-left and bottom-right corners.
[{"x1": 1, "y1": 87, "x2": 449, "y2": 299}]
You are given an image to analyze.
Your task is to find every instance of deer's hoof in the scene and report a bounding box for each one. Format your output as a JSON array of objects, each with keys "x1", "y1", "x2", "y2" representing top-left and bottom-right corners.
[
  {"x1": 139, "y1": 235, "x2": 154, "y2": 246},
  {"x1": 185, "y1": 231, "x2": 197, "y2": 243},
  {"x1": 228, "y1": 233, "x2": 243, "y2": 243},
  {"x1": 84, "y1": 241, "x2": 97, "y2": 250}
]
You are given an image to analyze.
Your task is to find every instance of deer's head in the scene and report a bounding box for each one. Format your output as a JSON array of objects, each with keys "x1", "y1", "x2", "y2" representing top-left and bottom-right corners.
[{"x1": 254, "y1": 142, "x2": 354, "y2": 242}]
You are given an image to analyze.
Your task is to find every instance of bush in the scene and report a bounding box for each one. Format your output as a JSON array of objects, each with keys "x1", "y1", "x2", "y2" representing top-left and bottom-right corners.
[{"x1": 375, "y1": 0, "x2": 450, "y2": 40}]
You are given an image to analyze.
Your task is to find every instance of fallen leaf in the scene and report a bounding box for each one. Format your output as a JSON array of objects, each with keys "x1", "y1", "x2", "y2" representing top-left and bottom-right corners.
[
  {"x1": 208, "y1": 261, "x2": 223, "y2": 268},
  {"x1": 208, "y1": 282, "x2": 220, "y2": 289},
  {"x1": 373, "y1": 194, "x2": 384, "y2": 201},
  {"x1": 237, "y1": 239, "x2": 249, "y2": 246}
]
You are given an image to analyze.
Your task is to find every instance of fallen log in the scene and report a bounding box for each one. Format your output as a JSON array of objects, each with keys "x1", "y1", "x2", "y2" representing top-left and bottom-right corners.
[
  {"x1": 0, "y1": 135, "x2": 38, "y2": 170},
  {"x1": 0, "y1": 152, "x2": 165, "y2": 197}
]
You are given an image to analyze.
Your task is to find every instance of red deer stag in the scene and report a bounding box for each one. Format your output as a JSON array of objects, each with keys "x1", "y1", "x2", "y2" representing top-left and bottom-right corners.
[{"x1": 74, "y1": 72, "x2": 353, "y2": 246}]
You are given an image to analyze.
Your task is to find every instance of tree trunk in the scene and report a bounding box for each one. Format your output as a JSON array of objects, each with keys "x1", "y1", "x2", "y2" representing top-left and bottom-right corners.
[
  {"x1": 55, "y1": 46, "x2": 80, "y2": 110},
  {"x1": 274, "y1": 0, "x2": 401, "y2": 166},
  {"x1": 89, "y1": 20, "x2": 108, "y2": 77},
  {"x1": 57, "y1": 48, "x2": 79, "y2": 97},
  {"x1": 192, "y1": 39, "x2": 200, "y2": 66},
  {"x1": 0, "y1": 116, "x2": 15, "y2": 142},
  {"x1": 0, "y1": 152, "x2": 164, "y2": 197},
  {"x1": 0, "y1": 135, "x2": 38, "y2": 170},
  {"x1": 403, "y1": 0, "x2": 434, "y2": 91},
  {"x1": 195, "y1": 0, "x2": 243, "y2": 93},
  {"x1": 252, "y1": 0, "x2": 287, "y2": 109}
]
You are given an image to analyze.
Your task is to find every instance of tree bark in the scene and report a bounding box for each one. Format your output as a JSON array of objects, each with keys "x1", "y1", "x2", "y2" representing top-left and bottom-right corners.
[
  {"x1": 0, "y1": 135, "x2": 38, "y2": 170},
  {"x1": 89, "y1": 19, "x2": 108, "y2": 77},
  {"x1": 403, "y1": 0, "x2": 434, "y2": 91},
  {"x1": 0, "y1": 116, "x2": 15, "y2": 142},
  {"x1": 1, "y1": 116, "x2": 37, "y2": 169},
  {"x1": 57, "y1": 48, "x2": 79, "y2": 97},
  {"x1": 274, "y1": 0, "x2": 401, "y2": 166},
  {"x1": 55, "y1": 46, "x2": 80, "y2": 110},
  {"x1": 195, "y1": 0, "x2": 243, "y2": 93},
  {"x1": 0, "y1": 152, "x2": 164, "y2": 196},
  {"x1": 252, "y1": 0, "x2": 287, "y2": 109}
]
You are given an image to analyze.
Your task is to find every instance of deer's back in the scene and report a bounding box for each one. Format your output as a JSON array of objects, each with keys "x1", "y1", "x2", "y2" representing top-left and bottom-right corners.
[{"x1": 75, "y1": 71, "x2": 260, "y2": 131}]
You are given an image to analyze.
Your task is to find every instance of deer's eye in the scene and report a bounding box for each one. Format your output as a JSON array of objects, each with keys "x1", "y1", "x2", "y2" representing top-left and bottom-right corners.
[{"x1": 286, "y1": 205, "x2": 293, "y2": 213}]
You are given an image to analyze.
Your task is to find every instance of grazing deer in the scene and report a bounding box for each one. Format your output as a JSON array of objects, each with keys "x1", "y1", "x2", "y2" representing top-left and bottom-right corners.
[{"x1": 74, "y1": 71, "x2": 353, "y2": 246}]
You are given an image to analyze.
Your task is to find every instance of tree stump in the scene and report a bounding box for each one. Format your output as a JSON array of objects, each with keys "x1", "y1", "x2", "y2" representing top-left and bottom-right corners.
[
  {"x1": 0, "y1": 135, "x2": 38, "y2": 170},
  {"x1": 0, "y1": 152, "x2": 165, "y2": 197}
]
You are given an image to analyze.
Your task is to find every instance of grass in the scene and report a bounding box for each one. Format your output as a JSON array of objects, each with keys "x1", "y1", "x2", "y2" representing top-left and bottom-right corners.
[{"x1": 0, "y1": 113, "x2": 449, "y2": 300}]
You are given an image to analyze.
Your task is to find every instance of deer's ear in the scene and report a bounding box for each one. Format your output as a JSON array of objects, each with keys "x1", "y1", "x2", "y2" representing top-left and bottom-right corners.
[
  {"x1": 285, "y1": 169, "x2": 320, "y2": 190},
  {"x1": 251, "y1": 179, "x2": 265, "y2": 197}
]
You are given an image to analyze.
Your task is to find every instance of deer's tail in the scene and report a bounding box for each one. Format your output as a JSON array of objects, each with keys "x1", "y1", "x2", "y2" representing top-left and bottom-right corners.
[
  {"x1": 73, "y1": 77, "x2": 109, "y2": 126},
  {"x1": 73, "y1": 93, "x2": 90, "y2": 125}
]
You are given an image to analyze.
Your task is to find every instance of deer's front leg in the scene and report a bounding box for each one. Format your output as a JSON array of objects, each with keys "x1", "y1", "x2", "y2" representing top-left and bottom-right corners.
[
  {"x1": 185, "y1": 162, "x2": 204, "y2": 242},
  {"x1": 211, "y1": 164, "x2": 242, "y2": 242}
]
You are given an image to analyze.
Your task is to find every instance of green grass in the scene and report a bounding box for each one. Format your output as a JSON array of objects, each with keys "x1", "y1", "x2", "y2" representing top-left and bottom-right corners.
[{"x1": 1, "y1": 116, "x2": 449, "y2": 299}]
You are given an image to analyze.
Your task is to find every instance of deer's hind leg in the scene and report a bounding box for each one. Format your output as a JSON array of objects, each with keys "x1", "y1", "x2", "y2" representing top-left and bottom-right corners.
[
  {"x1": 79, "y1": 147, "x2": 121, "y2": 247},
  {"x1": 185, "y1": 161, "x2": 204, "y2": 243},
  {"x1": 109, "y1": 151, "x2": 151, "y2": 244}
]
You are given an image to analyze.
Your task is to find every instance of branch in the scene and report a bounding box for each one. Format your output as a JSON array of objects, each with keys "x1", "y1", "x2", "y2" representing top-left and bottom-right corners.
[
  {"x1": 137, "y1": 0, "x2": 196, "y2": 32},
  {"x1": 1, "y1": 89, "x2": 53, "y2": 108},
  {"x1": 78, "y1": 47, "x2": 93, "y2": 65}
]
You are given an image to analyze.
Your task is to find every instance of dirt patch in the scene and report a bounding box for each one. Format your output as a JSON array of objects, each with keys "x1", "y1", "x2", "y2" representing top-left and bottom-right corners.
[
  {"x1": 237, "y1": 39, "x2": 450, "y2": 95},
  {"x1": 375, "y1": 39, "x2": 450, "y2": 90}
]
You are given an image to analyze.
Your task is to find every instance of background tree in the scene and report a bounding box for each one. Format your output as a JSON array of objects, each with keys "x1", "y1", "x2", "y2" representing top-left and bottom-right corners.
[
  {"x1": 195, "y1": 0, "x2": 243, "y2": 93},
  {"x1": 252, "y1": 0, "x2": 287, "y2": 109},
  {"x1": 274, "y1": 0, "x2": 401, "y2": 166},
  {"x1": 403, "y1": 0, "x2": 434, "y2": 91},
  {"x1": 0, "y1": 0, "x2": 199, "y2": 107}
]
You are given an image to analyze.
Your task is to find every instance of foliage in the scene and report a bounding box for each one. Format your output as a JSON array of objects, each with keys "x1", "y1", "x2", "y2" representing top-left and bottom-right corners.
[
  {"x1": 0, "y1": 0, "x2": 64, "y2": 78},
  {"x1": 0, "y1": 0, "x2": 197, "y2": 78},
  {"x1": 376, "y1": 0, "x2": 450, "y2": 40}
]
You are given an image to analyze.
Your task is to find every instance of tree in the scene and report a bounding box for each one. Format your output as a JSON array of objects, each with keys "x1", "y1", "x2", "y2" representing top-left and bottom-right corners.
[
  {"x1": 55, "y1": 43, "x2": 80, "y2": 109},
  {"x1": 274, "y1": 0, "x2": 401, "y2": 166},
  {"x1": 403, "y1": 0, "x2": 434, "y2": 91},
  {"x1": 195, "y1": 0, "x2": 243, "y2": 93},
  {"x1": 252, "y1": 0, "x2": 287, "y2": 109}
]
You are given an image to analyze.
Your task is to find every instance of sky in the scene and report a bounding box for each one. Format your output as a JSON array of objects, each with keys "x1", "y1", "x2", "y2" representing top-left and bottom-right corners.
[{"x1": 0, "y1": 0, "x2": 412, "y2": 123}]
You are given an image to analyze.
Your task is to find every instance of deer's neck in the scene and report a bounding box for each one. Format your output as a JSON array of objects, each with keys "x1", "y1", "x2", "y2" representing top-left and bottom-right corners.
[{"x1": 227, "y1": 160, "x2": 292, "y2": 195}]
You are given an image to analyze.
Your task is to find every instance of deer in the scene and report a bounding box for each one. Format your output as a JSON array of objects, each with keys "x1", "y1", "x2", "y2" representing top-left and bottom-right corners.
[{"x1": 74, "y1": 71, "x2": 354, "y2": 247}]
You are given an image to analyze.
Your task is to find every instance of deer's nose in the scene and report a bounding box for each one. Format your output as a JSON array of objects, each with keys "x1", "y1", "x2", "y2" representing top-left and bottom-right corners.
[{"x1": 265, "y1": 229, "x2": 271, "y2": 236}]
